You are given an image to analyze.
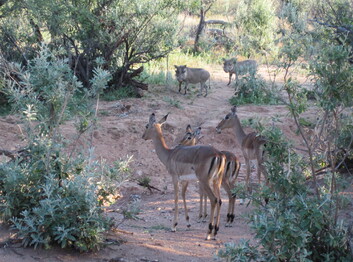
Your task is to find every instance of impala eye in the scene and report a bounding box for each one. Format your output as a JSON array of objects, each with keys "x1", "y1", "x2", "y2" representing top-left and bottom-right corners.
[{"x1": 187, "y1": 136, "x2": 192, "y2": 140}]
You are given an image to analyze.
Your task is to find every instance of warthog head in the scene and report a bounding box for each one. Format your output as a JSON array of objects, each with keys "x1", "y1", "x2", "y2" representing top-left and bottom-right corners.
[
  {"x1": 222, "y1": 58, "x2": 236, "y2": 73},
  {"x1": 174, "y1": 65, "x2": 188, "y2": 82}
]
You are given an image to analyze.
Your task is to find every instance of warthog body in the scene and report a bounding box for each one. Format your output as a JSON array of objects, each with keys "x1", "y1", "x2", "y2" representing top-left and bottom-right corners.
[
  {"x1": 223, "y1": 58, "x2": 257, "y2": 85},
  {"x1": 174, "y1": 65, "x2": 210, "y2": 97}
]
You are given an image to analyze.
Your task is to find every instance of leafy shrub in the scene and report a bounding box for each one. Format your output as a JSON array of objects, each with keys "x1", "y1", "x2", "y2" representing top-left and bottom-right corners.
[
  {"x1": 1, "y1": 155, "x2": 131, "y2": 251},
  {"x1": 229, "y1": 76, "x2": 280, "y2": 105},
  {"x1": 232, "y1": 0, "x2": 277, "y2": 56},
  {"x1": 0, "y1": 46, "x2": 130, "y2": 251},
  {"x1": 218, "y1": 122, "x2": 353, "y2": 261},
  {"x1": 101, "y1": 86, "x2": 137, "y2": 101}
]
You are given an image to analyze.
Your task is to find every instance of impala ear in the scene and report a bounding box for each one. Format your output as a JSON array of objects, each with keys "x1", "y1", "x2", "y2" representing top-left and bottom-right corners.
[
  {"x1": 149, "y1": 113, "x2": 156, "y2": 125},
  {"x1": 231, "y1": 106, "x2": 237, "y2": 115},
  {"x1": 194, "y1": 126, "x2": 201, "y2": 136},
  {"x1": 186, "y1": 124, "x2": 192, "y2": 133},
  {"x1": 158, "y1": 113, "x2": 169, "y2": 124}
]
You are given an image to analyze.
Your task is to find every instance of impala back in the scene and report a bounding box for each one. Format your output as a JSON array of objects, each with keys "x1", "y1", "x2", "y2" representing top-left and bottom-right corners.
[{"x1": 166, "y1": 145, "x2": 225, "y2": 181}]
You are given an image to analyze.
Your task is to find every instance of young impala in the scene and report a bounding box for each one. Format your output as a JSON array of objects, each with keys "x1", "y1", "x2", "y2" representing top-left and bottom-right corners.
[
  {"x1": 142, "y1": 113, "x2": 226, "y2": 240},
  {"x1": 216, "y1": 106, "x2": 267, "y2": 191},
  {"x1": 179, "y1": 125, "x2": 241, "y2": 227}
]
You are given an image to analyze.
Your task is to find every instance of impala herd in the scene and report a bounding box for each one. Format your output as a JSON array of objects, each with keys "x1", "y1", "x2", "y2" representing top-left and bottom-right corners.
[{"x1": 142, "y1": 58, "x2": 264, "y2": 240}]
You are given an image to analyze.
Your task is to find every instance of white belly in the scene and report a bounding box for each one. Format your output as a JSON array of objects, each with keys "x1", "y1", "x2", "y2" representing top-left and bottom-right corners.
[{"x1": 179, "y1": 173, "x2": 198, "y2": 181}]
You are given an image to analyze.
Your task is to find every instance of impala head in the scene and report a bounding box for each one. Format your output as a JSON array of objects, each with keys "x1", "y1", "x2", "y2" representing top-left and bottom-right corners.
[
  {"x1": 142, "y1": 113, "x2": 168, "y2": 140},
  {"x1": 179, "y1": 124, "x2": 202, "y2": 146},
  {"x1": 174, "y1": 65, "x2": 187, "y2": 82},
  {"x1": 222, "y1": 58, "x2": 237, "y2": 73},
  {"x1": 216, "y1": 106, "x2": 237, "y2": 133}
]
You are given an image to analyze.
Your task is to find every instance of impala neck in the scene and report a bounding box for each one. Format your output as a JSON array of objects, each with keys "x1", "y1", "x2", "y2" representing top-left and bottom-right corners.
[
  {"x1": 152, "y1": 125, "x2": 172, "y2": 166},
  {"x1": 232, "y1": 115, "x2": 247, "y2": 145}
]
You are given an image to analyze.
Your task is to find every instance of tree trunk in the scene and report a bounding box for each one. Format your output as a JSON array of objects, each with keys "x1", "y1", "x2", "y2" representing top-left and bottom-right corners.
[{"x1": 194, "y1": 7, "x2": 205, "y2": 53}]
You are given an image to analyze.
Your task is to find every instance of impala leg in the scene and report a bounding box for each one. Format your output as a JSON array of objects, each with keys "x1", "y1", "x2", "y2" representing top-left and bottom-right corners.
[
  {"x1": 256, "y1": 159, "x2": 262, "y2": 184},
  {"x1": 172, "y1": 179, "x2": 179, "y2": 232},
  {"x1": 230, "y1": 196, "x2": 236, "y2": 224},
  {"x1": 203, "y1": 194, "x2": 208, "y2": 222},
  {"x1": 181, "y1": 181, "x2": 191, "y2": 228},
  {"x1": 198, "y1": 186, "x2": 207, "y2": 222},
  {"x1": 212, "y1": 177, "x2": 223, "y2": 238},
  {"x1": 201, "y1": 183, "x2": 217, "y2": 240},
  {"x1": 229, "y1": 175, "x2": 236, "y2": 225},
  {"x1": 258, "y1": 151, "x2": 270, "y2": 204},
  {"x1": 198, "y1": 186, "x2": 203, "y2": 222},
  {"x1": 222, "y1": 180, "x2": 234, "y2": 227},
  {"x1": 245, "y1": 158, "x2": 251, "y2": 193}
]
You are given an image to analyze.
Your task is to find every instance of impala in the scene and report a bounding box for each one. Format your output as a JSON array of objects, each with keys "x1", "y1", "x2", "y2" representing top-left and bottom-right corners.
[
  {"x1": 142, "y1": 113, "x2": 226, "y2": 240},
  {"x1": 178, "y1": 125, "x2": 207, "y2": 223},
  {"x1": 216, "y1": 106, "x2": 267, "y2": 191},
  {"x1": 179, "y1": 125, "x2": 241, "y2": 227}
]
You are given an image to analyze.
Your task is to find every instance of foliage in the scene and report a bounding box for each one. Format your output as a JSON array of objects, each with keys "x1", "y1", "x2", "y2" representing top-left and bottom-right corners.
[
  {"x1": 231, "y1": 0, "x2": 277, "y2": 56},
  {"x1": 101, "y1": 86, "x2": 138, "y2": 101},
  {"x1": 0, "y1": 0, "x2": 186, "y2": 96},
  {"x1": 309, "y1": 43, "x2": 353, "y2": 110},
  {"x1": 218, "y1": 122, "x2": 352, "y2": 261},
  {"x1": 0, "y1": 47, "x2": 130, "y2": 251},
  {"x1": 219, "y1": 2, "x2": 353, "y2": 260},
  {"x1": 163, "y1": 96, "x2": 183, "y2": 108},
  {"x1": 217, "y1": 240, "x2": 262, "y2": 262},
  {"x1": 310, "y1": 0, "x2": 353, "y2": 53},
  {"x1": 229, "y1": 75, "x2": 281, "y2": 105}
]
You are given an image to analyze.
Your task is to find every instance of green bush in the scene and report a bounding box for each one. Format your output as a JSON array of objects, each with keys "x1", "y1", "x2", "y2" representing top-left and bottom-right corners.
[
  {"x1": 0, "y1": 46, "x2": 130, "y2": 251},
  {"x1": 1, "y1": 155, "x2": 130, "y2": 251},
  {"x1": 218, "y1": 123, "x2": 352, "y2": 261},
  {"x1": 232, "y1": 0, "x2": 277, "y2": 56},
  {"x1": 101, "y1": 86, "x2": 137, "y2": 101},
  {"x1": 229, "y1": 76, "x2": 280, "y2": 105}
]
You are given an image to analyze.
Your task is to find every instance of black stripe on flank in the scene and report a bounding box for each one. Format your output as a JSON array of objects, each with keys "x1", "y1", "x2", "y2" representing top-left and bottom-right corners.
[
  {"x1": 226, "y1": 162, "x2": 231, "y2": 174},
  {"x1": 208, "y1": 157, "x2": 217, "y2": 175}
]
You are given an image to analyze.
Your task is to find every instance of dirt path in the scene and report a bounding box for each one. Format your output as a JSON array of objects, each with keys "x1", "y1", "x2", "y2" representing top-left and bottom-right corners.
[{"x1": 0, "y1": 65, "x2": 300, "y2": 261}]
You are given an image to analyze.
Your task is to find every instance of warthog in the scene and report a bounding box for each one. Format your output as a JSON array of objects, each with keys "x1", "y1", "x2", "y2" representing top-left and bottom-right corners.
[
  {"x1": 222, "y1": 58, "x2": 257, "y2": 86},
  {"x1": 174, "y1": 65, "x2": 210, "y2": 97}
]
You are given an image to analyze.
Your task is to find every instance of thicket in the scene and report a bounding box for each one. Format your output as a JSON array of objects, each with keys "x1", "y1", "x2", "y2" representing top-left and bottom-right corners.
[
  {"x1": 0, "y1": 46, "x2": 131, "y2": 251},
  {"x1": 0, "y1": 0, "x2": 352, "y2": 258},
  {"x1": 218, "y1": 0, "x2": 353, "y2": 261},
  {"x1": 0, "y1": 0, "x2": 186, "y2": 99}
]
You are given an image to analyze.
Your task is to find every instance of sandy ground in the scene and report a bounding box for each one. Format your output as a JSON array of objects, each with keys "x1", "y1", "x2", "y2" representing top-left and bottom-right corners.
[{"x1": 0, "y1": 65, "x2": 312, "y2": 262}]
